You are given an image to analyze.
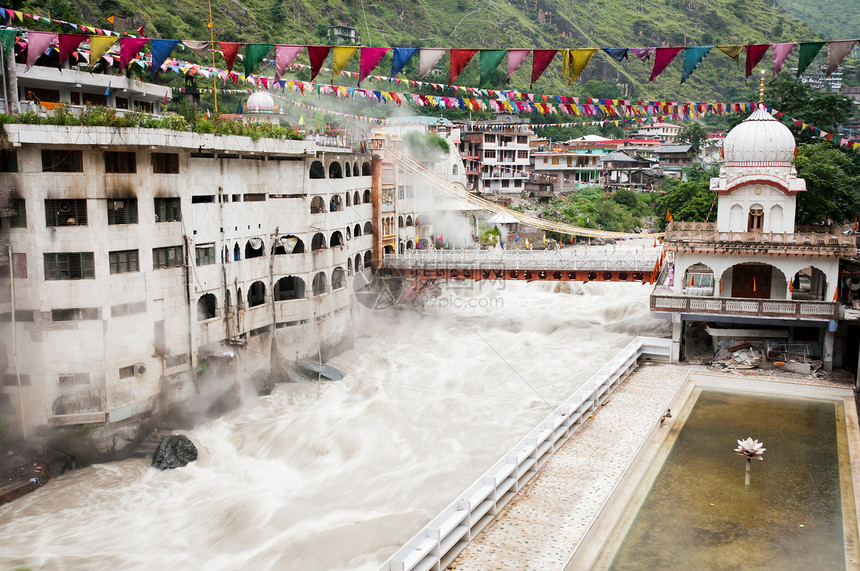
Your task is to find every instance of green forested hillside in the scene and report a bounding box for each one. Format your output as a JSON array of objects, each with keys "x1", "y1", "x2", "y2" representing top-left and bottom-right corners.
[
  {"x1": 9, "y1": 0, "x2": 826, "y2": 101},
  {"x1": 775, "y1": 0, "x2": 860, "y2": 40}
]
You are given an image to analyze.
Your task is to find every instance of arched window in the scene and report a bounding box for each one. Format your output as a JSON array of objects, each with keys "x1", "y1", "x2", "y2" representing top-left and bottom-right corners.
[
  {"x1": 406, "y1": 215, "x2": 413, "y2": 227},
  {"x1": 245, "y1": 238, "x2": 264, "y2": 259},
  {"x1": 329, "y1": 162, "x2": 343, "y2": 179},
  {"x1": 398, "y1": 216, "x2": 404, "y2": 228},
  {"x1": 354, "y1": 223, "x2": 362, "y2": 237},
  {"x1": 248, "y1": 281, "x2": 266, "y2": 307},
  {"x1": 312, "y1": 271, "x2": 328, "y2": 295},
  {"x1": 406, "y1": 240, "x2": 413, "y2": 250},
  {"x1": 309, "y1": 160, "x2": 325, "y2": 179},
  {"x1": 346, "y1": 227, "x2": 351, "y2": 240},
  {"x1": 345, "y1": 193, "x2": 351, "y2": 207},
  {"x1": 310, "y1": 196, "x2": 326, "y2": 214},
  {"x1": 311, "y1": 232, "x2": 326, "y2": 251},
  {"x1": 330, "y1": 231, "x2": 344, "y2": 247},
  {"x1": 453, "y1": 163, "x2": 458, "y2": 175},
  {"x1": 399, "y1": 241, "x2": 405, "y2": 254},
  {"x1": 222, "y1": 245, "x2": 229, "y2": 264},
  {"x1": 362, "y1": 162, "x2": 371, "y2": 176},
  {"x1": 347, "y1": 258, "x2": 353, "y2": 273},
  {"x1": 364, "y1": 221, "x2": 372, "y2": 235},
  {"x1": 363, "y1": 189, "x2": 371, "y2": 203},
  {"x1": 197, "y1": 294, "x2": 216, "y2": 321},
  {"x1": 330, "y1": 195, "x2": 343, "y2": 212},
  {"x1": 748, "y1": 205, "x2": 763, "y2": 232},
  {"x1": 225, "y1": 289, "x2": 231, "y2": 309},
  {"x1": 353, "y1": 191, "x2": 361, "y2": 205},
  {"x1": 353, "y1": 162, "x2": 359, "y2": 176},
  {"x1": 274, "y1": 276, "x2": 305, "y2": 301},
  {"x1": 233, "y1": 243, "x2": 241, "y2": 262},
  {"x1": 331, "y1": 267, "x2": 346, "y2": 290},
  {"x1": 363, "y1": 250, "x2": 372, "y2": 268},
  {"x1": 345, "y1": 163, "x2": 351, "y2": 177},
  {"x1": 355, "y1": 254, "x2": 361, "y2": 270}
]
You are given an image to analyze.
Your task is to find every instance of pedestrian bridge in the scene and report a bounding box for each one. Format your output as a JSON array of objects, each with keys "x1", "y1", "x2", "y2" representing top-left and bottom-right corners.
[{"x1": 381, "y1": 248, "x2": 660, "y2": 283}]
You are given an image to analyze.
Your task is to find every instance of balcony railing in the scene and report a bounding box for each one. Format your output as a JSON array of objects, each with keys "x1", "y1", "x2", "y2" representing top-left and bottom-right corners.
[
  {"x1": 650, "y1": 293, "x2": 840, "y2": 320},
  {"x1": 665, "y1": 221, "x2": 857, "y2": 252}
]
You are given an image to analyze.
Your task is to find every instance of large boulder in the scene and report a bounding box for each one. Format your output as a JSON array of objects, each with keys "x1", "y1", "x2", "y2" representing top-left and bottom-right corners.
[{"x1": 151, "y1": 435, "x2": 198, "y2": 470}]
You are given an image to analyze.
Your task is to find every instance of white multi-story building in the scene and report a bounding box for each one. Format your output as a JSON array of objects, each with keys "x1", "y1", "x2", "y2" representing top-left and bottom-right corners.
[
  {"x1": 634, "y1": 122, "x2": 680, "y2": 142},
  {"x1": 459, "y1": 117, "x2": 533, "y2": 195}
]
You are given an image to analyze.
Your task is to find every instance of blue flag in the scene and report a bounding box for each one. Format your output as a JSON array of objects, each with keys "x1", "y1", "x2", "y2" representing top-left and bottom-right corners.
[
  {"x1": 104, "y1": 83, "x2": 110, "y2": 96},
  {"x1": 150, "y1": 39, "x2": 179, "y2": 75},
  {"x1": 237, "y1": 101, "x2": 243, "y2": 114},
  {"x1": 515, "y1": 234, "x2": 519, "y2": 243},
  {"x1": 602, "y1": 48, "x2": 628, "y2": 62},
  {"x1": 681, "y1": 46, "x2": 713, "y2": 83},
  {"x1": 391, "y1": 48, "x2": 418, "y2": 77}
]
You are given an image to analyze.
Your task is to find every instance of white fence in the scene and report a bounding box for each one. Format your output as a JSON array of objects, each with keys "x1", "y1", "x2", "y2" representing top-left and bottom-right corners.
[
  {"x1": 381, "y1": 336, "x2": 672, "y2": 571},
  {"x1": 384, "y1": 249, "x2": 658, "y2": 272}
]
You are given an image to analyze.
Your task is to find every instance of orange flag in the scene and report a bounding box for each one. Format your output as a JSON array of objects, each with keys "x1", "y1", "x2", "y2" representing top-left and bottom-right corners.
[
  {"x1": 789, "y1": 279, "x2": 793, "y2": 292},
  {"x1": 753, "y1": 276, "x2": 757, "y2": 292},
  {"x1": 666, "y1": 208, "x2": 673, "y2": 222},
  {"x1": 689, "y1": 274, "x2": 695, "y2": 287},
  {"x1": 107, "y1": 15, "x2": 115, "y2": 24},
  {"x1": 720, "y1": 278, "x2": 724, "y2": 293}
]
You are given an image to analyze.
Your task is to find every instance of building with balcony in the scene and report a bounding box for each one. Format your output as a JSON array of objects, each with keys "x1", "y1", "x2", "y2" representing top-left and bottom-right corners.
[
  {"x1": 458, "y1": 116, "x2": 533, "y2": 195},
  {"x1": 650, "y1": 106, "x2": 857, "y2": 372},
  {"x1": 531, "y1": 150, "x2": 601, "y2": 191},
  {"x1": 327, "y1": 23, "x2": 360, "y2": 45},
  {"x1": 633, "y1": 122, "x2": 680, "y2": 142}
]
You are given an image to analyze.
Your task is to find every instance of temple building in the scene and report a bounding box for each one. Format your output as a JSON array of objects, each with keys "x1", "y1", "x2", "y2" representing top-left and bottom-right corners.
[{"x1": 651, "y1": 106, "x2": 857, "y2": 372}]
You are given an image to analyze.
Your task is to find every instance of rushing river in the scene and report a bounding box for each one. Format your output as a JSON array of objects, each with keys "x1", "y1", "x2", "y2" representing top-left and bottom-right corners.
[{"x1": 0, "y1": 280, "x2": 667, "y2": 570}]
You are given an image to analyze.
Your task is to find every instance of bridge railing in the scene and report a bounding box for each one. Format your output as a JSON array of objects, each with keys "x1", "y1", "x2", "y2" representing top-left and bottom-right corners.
[
  {"x1": 383, "y1": 249, "x2": 658, "y2": 272},
  {"x1": 381, "y1": 335, "x2": 672, "y2": 571}
]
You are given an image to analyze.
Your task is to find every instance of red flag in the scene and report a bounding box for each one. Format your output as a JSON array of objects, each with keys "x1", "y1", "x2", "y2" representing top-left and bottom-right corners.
[
  {"x1": 118, "y1": 37, "x2": 148, "y2": 69},
  {"x1": 58, "y1": 34, "x2": 87, "y2": 69},
  {"x1": 745, "y1": 44, "x2": 770, "y2": 78},
  {"x1": 136, "y1": 25, "x2": 144, "y2": 36},
  {"x1": 449, "y1": 49, "x2": 478, "y2": 85},
  {"x1": 218, "y1": 42, "x2": 241, "y2": 73},
  {"x1": 649, "y1": 47, "x2": 683, "y2": 81},
  {"x1": 307, "y1": 45, "x2": 331, "y2": 82},
  {"x1": 531, "y1": 49, "x2": 557, "y2": 85},
  {"x1": 359, "y1": 47, "x2": 389, "y2": 85}
]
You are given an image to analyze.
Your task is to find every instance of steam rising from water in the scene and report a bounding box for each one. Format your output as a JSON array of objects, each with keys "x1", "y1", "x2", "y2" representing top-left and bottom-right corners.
[{"x1": 0, "y1": 281, "x2": 667, "y2": 570}]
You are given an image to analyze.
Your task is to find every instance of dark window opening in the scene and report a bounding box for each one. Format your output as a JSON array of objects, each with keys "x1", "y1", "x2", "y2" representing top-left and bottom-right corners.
[
  {"x1": 154, "y1": 197, "x2": 181, "y2": 222},
  {"x1": 274, "y1": 276, "x2": 305, "y2": 301},
  {"x1": 191, "y1": 195, "x2": 215, "y2": 204},
  {"x1": 104, "y1": 151, "x2": 137, "y2": 174},
  {"x1": 197, "y1": 294, "x2": 217, "y2": 321},
  {"x1": 153, "y1": 245, "x2": 183, "y2": 269},
  {"x1": 45, "y1": 199, "x2": 87, "y2": 227},
  {"x1": 109, "y1": 249, "x2": 140, "y2": 274},
  {"x1": 42, "y1": 150, "x2": 82, "y2": 173},
  {"x1": 248, "y1": 281, "x2": 266, "y2": 307},
  {"x1": 196, "y1": 245, "x2": 215, "y2": 266},
  {"x1": 152, "y1": 153, "x2": 179, "y2": 174},
  {"x1": 44, "y1": 252, "x2": 95, "y2": 280},
  {"x1": 107, "y1": 198, "x2": 138, "y2": 225},
  {"x1": 310, "y1": 160, "x2": 325, "y2": 179}
]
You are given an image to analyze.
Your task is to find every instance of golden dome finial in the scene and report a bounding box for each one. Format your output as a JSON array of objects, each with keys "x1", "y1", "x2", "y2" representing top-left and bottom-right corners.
[{"x1": 759, "y1": 69, "x2": 766, "y2": 105}]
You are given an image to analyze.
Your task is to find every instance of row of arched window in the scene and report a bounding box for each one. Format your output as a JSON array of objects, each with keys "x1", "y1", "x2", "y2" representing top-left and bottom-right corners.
[
  {"x1": 311, "y1": 190, "x2": 372, "y2": 213},
  {"x1": 197, "y1": 253, "x2": 372, "y2": 322},
  {"x1": 309, "y1": 160, "x2": 371, "y2": 179},
  {"x1": 219, "y1": 226, "x2": 373, "y2": 263}
]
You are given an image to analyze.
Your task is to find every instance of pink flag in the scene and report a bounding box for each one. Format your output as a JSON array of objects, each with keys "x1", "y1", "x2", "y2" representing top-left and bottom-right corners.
[
  {"x1": 531, "y1": 49, "x2": 557, "y2": 85},
  {"x1": 359, "y1": 47, "x2": 389, "y2": 85},
  {"x1": 771, "y1": 43, "x2": 796, "y2": 78},
  {"x1": 507, "y1": 49, "x2": 529, "y2": 82},
  {"x1": 826, "y1": 40, "x2": 856, "y2": 76},
  {"x1": 57, "y1": 34, "x2": 86, "y2": 69},
  {"x1": 275, "y1": 45, "x2": 302, "y2": 82},
  {"x1": 307, "y1": 46, "x2": 331, "y2": 81},
  {"x1": 25, "y1": 31, "x2": 56, "y2": 72},
  {"x1": 118, "y1": 37, "x2": 147, "y2": 69},
  {"x1": 745, "y1": 44, "x2": 770, "y2": 78},
  {"x1": 649, "y1": 47, "x2": 682, "y2": 81},
  {"x1": 630, "y1": 47, "x2": 655, "y2": 61}
]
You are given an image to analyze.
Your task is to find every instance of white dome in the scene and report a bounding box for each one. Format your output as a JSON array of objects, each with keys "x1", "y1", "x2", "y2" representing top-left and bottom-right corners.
[
  {"x1": 245, "y1": 91, "x2": 276, "y2": 112},
  {"x1": 723, "y1": 106, "x2": 796, "y2": 163}
]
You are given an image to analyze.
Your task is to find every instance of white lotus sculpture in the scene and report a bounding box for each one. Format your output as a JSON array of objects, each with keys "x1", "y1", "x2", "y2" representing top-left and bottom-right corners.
[{"x1": 734, "y1": 437, "x2": 765, "y2": 491}]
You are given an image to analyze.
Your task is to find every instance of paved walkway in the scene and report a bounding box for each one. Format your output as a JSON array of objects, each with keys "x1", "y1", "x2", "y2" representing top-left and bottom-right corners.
[{"x1": 450, "y1": 363, "x2": 855, "y2": 570}]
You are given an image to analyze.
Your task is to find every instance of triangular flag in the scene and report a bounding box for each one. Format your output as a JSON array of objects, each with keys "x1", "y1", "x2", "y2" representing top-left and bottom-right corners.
[
  {"x1": 244, "y1": 43, "x2": 273, "y2": 78},
  {"x1": 602, "y1": 48, "x2": 628, "y2": 62},
  {"x1": 359, "y1": 47, "x2": 389, "y2": 85},
  {"x1": 391, "y1": 47, "x2": 418, "y2": 77},
  {"x1": 307, "y1": 45, "x2": 331, "y2": 81},
  {"x1": 331, "y1": 46, "x2": 359, "y2": 80},
  {"x1": 219, "y1": 42, "x2": 241, "y2": 73},
  {"x1": 745, "y1": 44, "x2": 770, "y2": 78},
  {"x1": 0, "y1": 29, "x2": 17, "y2": 58},
  {"x1": 274, "y1": 45, "x2": 302, "y2": 82},
  {"x1": 182, "y1": 40, "x2": 211, "y2": 58},
  {"x1": 88, "y1": 35, "x2": 116, "y2": 69},
  {"x1": 566, "y1": 49, "x2": 597, "y2": 83},
  {"x1": 25, "y1": 31, "x2": 57, "y2": 72},
  {"x1": 531, "y1": 49, "x2": 557, "y2": 85},
  {"x1": 479, "y1": 49, "x2": 506, "y2": 87},
  {"x1": 649, "y1": 46, "x2": 682, "y2": 81},
  {"x1": 796, "y1": 41, "x2": 825, "y2": 77},
  {"x1": 681, "y1": 46, "x2": 712, "y2": 83},
  {"x1": 136, "y1": 25, "x2": 144, "y2": 36},
  {"x1": 57, "y1": 34, "x2": 86, "y2": 69},
  {"x1": 771, "y1": 43, "x2": 797, "y2": 78},
  {"x1": 826, "y1": 40, "x2": 856, "y2": 76},
  {"x1": 507, "y1": 49, "x2": 529, "y2": 82},
  {"x1": 150, "y1": 39, "x2": 179, "y2": 74},
  {"x1": 118, "y1": 36, "x2": 147, "y2": 69},
  {"x1": 631, "y1": 47, "x2": 655, "y2": 61},
  {"x1": 419, "y1": 48, "x2": 446, "y2": 78},
  {"x1": 449, "y1": 49, "x2": 477, "y2": 84},
  {"x1": 107, "y1": 15, "x2": 115, "y2": 24},
  {"x1": 716, "y1": 45, "x2": 743, "y2": 65}
]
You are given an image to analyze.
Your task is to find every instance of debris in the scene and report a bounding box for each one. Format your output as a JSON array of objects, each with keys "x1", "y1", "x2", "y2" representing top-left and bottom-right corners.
[{"x1": 151, "y1": 435, "x2": 198, "y2": 470}]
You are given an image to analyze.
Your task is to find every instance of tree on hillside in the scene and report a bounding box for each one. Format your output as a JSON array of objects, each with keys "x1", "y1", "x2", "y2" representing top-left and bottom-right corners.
[
  {"x1": 763, "y1": 75, "x2": 854, "y2": 135},
  {"x1": 794, "y1": 143, "x2": 860, "y2": 224},
  {"x1": 653, "y1": 168, "x2": 717, "y2": 230},
  {"x1": 677, "y1": 122, "x2": 708, "y2": 152}
]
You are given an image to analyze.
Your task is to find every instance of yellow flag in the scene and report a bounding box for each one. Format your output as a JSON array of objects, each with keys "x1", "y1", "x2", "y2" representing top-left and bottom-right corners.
[
  {"x1": 107, "y1": 15, "x2": 115, "y2": 24},
  {"x1": 716, "y1": 45, "x2": 743, "y2": 65},
  {"x1": 89, "y1": 36, "x2": 117, "y2": 67},
  {"x1": 561, "y1": 49, "x2": 570, "y2": 83},
  {"x1": 331, "y1": 46, "x2": 359, "y2": 80},
  {"x1": 569, "y1": 49, "x2": 597, "y2": 83}
]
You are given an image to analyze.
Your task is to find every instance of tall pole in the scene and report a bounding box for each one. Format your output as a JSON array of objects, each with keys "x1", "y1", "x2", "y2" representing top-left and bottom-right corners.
[{"x1": 207, "y1": 0, "x2": 218, "y2": 113}]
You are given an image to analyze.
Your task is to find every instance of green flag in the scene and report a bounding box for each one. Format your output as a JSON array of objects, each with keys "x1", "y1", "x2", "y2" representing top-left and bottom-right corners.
[
  {"x1": 244, "y1": 43, "x2": 274, "y2": 78},
  {"x1": 479, "y1": 49, "x2": 507, "y2": 88},
  {"x1": 0, "y1": 29, "x2": 17, "y2": 58},
  {"x1": 796, "y1": 42, "x2": 825, "y2": 77}
]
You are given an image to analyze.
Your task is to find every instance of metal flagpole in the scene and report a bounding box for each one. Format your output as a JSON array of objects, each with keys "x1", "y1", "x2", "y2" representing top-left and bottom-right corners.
[{"x1": 207, "y1": 0, "x2": 218, "y2": 113}]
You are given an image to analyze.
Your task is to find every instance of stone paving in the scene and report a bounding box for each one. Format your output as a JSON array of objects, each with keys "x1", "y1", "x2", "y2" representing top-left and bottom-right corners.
[{"x1": 450, "y1": 363, "x2": 856, "y2": 570}]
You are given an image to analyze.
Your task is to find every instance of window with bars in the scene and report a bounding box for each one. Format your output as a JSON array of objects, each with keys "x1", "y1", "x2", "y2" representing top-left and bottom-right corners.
[
  {"x1": 109, "y1": 249, "x2": 140, "y2": 274},
  {"x1": 195, "y1": 245, "x2": 215, "y2": 266},
  {"x1": 45, "y1": 199, "x2": 87, "y2": 226},
  {"x1": 152, "y1": 153, "x2": 179, "y2": 174},
  {"x1": 107, "y1": 198, "x2": 138, "y2": 225},
  {"x1": 153, "y1": 245, "x2": 183, "y2": 269},
  {"x1": 51, "y1": 307, "x2": 100, "y2": 321},
  {"x1": 6, "y1": 199, "x2": 25, "y2": 228},
  {"x1": 484, "y1": 150, "x2": 496, "y2": 159},
  {"x1": 41, "y1": 150, "x2": 82, "y2": 172},
  {"x1": 104, "y1": 151, "x2": 136, "y2": 173},
  {"x1": 518, "y1": 150, "x2": 529, "y2": 159},
  {"x1": 44, "y1": 252, "x2": 94, "y2": 280},
  {"x1": 154, "y1": 197, "x2": 181, "y2": 222}
]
